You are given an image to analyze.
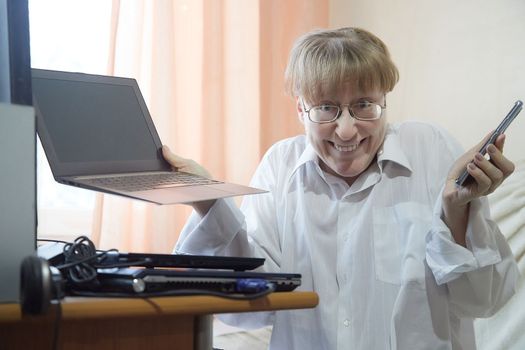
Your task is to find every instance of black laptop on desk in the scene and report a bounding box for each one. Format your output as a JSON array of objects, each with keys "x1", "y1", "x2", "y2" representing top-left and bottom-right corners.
[
  {"x1": 31, "y1": 68, "x2": 266, "y2": 204},
  {"x1": 37, "y1": 241, "x2": 265, "y2": 271}
]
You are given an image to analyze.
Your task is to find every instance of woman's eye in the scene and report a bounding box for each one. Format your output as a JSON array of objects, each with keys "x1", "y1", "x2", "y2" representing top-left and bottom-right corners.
[
  {"x1": 318, "y1": 105, "x2": 336, "y2": 112},
  {"x1": 355, "y1": 101, "x2": 372, "y2": 109}
]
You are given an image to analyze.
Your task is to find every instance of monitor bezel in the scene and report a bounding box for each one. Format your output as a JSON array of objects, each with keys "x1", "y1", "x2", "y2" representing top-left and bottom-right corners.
[{"x1": 0, "y1": 0, "x2": 32, "y2": 105}]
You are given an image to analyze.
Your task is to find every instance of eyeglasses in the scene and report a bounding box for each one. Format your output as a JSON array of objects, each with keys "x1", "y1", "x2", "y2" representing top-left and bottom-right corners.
[{"x1": 301, "y1": 97, "x2": 386, "y2": 124}]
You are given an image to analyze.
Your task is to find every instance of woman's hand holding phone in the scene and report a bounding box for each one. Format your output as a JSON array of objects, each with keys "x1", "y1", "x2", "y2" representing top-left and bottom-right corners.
[
  {"x1": 455, "y1": 100, "x2": 522, "y2": 187},
  {"x1": 445, "y1": 132, "x2": 515, "y2": 207},
  {"x1": 445, "y1": 99, "x2": 522, "y2": 207},
  {"x1": 440, "y1": 100, "x2": 521, "y2": 246}
]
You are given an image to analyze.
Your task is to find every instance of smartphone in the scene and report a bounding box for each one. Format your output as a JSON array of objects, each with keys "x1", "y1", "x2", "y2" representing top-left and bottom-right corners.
[{"x1": 455, "y1": 100, "x2": 523, "y2": 187}]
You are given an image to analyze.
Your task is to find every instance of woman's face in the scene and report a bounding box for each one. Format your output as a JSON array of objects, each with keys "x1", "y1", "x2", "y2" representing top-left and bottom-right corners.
[{"x1": 297, "y1": 86, "x2": 387, "y2": 185}]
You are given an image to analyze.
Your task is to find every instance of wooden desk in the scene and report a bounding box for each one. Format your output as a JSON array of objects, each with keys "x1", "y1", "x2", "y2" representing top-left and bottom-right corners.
[{"x1": 0, "y1": 292, "x2": 318, "y2": 350}]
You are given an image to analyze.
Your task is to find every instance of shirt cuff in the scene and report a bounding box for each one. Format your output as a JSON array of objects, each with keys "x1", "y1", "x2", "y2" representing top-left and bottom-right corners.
[
  {"x1": 426, "y1": 192, "x2": 502, "y2": 285},
  {"x1": 175, "y1": 198, "x2": 245, "y2": 255}
]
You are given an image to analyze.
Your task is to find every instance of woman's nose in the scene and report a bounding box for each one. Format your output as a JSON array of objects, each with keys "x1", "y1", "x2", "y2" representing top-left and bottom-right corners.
[{"x1": 335, "y1": 108, "x2": 356, "y2": 140}]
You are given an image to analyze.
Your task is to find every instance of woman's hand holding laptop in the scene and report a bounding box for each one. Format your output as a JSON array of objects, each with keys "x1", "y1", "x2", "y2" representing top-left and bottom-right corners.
[{"x1": 162, "y1": 145, "x2": 217, "y2": 216}]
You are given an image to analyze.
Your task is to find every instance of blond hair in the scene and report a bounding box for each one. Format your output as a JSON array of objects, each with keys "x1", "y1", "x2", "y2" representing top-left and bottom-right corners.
[{"x1": 284, "y1": 27, "x2": 399, "y2": 104}]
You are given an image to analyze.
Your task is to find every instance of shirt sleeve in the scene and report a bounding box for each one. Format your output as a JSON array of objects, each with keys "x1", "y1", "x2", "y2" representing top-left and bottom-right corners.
[
  {"x1": 175, "y1": 147, "x2": 283, "y2": 272},
  {"x1": 426, "y1": 194, "x2": 502, "y2": 285},
  {"x1": 173, "y1": 147, "x2": 287, "y2": 329},
  {"x1": 174, "y1": 197, "x2": 245, "y2": 255},
  {"x1": 426, "y1": 192, "x2": 519, "y2": 317},
  {"x1": 175, "y1": 142, "x2": 281, "y2": 266}
]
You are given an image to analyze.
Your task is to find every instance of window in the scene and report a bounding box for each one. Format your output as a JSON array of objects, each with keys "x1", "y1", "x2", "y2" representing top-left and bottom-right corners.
[{"x1": 29, "y1": 0, "x2": 112, "y2": 239}]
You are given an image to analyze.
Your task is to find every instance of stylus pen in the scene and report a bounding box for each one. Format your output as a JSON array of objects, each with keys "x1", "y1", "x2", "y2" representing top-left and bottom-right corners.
[{"x1": 455, "y1": 100, "x2": 523, "y2": 186}]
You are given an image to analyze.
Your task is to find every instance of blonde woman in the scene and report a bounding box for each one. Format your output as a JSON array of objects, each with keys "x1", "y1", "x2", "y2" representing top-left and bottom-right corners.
[{"x1": 163, "y1": 27, "x2": 518, "y2": 350}]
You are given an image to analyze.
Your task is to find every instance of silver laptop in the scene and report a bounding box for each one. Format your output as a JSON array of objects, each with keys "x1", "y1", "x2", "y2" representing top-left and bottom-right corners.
[{"x1": 32, "y1": 68, "x2": 265, "y2": 204}]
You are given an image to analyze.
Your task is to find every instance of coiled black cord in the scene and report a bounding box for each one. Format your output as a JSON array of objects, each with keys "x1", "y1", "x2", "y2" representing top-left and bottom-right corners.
[
  {"x1": 53, "y1": 235, "x2": 120, "y2": 285},
  {"x1": 59, "y1": 236, "x2": 99, "y2": 284}
]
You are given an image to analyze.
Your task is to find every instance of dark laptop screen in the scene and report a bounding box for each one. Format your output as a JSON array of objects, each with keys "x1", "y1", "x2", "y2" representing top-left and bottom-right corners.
[
  {"x1": 32, "y1": 77, "x2": 157, "y2": 162},
  {"x1": 32, "y1": 69, "x2": 169, "y2": 177}
]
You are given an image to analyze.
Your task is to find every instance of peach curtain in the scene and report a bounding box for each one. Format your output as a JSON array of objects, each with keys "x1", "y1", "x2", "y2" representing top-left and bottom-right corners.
[{"x1": 90, "y1": 0, "x2": 328, "y2": 253}]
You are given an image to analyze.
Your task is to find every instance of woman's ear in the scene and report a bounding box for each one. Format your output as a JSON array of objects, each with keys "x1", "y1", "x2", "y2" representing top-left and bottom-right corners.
[{"x1": 296, "y1": 97, "x2": 305, "y2": 124}]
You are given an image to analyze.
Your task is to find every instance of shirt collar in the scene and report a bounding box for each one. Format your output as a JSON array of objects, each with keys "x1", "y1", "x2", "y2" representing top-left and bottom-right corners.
[
  {"x1": 376, "y1": 125, "x2": 413, "y2": 173},
  {"x1": 291, "y1": 142, "x2": 319, "y2": 176}
]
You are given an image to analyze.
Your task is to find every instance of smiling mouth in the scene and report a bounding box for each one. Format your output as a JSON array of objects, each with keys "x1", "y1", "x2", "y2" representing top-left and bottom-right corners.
[{"x1": 329, "y1": 140, "x2": 362, "y2": 152}]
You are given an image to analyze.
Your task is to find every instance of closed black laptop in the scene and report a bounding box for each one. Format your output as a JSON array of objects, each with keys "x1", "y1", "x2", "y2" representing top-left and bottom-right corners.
[{"x1": 38, "y1": 241, "x2": 265, "y2": 272}]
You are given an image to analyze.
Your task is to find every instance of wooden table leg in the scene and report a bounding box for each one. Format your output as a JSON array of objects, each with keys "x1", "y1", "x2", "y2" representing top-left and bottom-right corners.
[{"x1": 194, "y1": 314, "x2": 213, "y2": 350}]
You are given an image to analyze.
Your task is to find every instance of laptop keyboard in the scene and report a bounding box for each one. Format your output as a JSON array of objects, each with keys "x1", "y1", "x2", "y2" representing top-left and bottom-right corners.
[{"x1": 80, "y1": 172, "x2": 222, "y2": 192}]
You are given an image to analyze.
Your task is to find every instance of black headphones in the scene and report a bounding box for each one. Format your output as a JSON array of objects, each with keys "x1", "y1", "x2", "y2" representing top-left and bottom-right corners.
[
  {"x1": 20, "y1": 236, "x2": 105, "y2": 315},
  {"x1": 20, "y1": 255, "x2": 65, "y2": 315}
]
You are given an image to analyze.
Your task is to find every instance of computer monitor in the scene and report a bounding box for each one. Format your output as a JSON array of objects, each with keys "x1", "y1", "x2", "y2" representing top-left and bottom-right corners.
[
  {"x1": 0, "y1": 0, "x2": 32, "y2": 105},
  {"x1": 0, "y1": 0, "x2": 36, "y2": 303}
]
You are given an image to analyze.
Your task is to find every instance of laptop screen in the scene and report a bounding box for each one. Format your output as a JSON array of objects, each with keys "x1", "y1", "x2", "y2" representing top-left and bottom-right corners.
[{"x1": 32, "y1": 69, "x2": 170, "y2": 177}]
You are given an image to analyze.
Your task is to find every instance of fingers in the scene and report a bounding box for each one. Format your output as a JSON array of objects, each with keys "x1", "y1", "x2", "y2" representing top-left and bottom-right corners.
[
  {"x1": 449, "y1": 131, "x2": 496, "y2": 180},
  {"x1": 473, "y1": 130, "x2": 495, "y2": 153},
  {"x1": 162, "y1": 145, "x2": 186, "y2": 169},
  {"x1": 161, "y1": 145, "x2": 212, "y2": 178},
  {"x1": 469, "y1": 153, "x2": 503, "y2": 194},
  {"x1": 467, "y1": 134, "x2": 514, "y2": 195},
  {"x1": 494, "y1": 133, "x2": 505, "y2": 152},
  {"x1": 486, "y1": 135, "x2": 515, "y2": 178},
  {"x1": 446, "y1": 130, "x2": 516, "y2": 209}
]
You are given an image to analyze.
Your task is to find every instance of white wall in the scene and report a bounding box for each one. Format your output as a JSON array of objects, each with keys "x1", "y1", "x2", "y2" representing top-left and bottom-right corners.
[{"x1": 329, "y1": 0, "x2": 525, "y2": 161}]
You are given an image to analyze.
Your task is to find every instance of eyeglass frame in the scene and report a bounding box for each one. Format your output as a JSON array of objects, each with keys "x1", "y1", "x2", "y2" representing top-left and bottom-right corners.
[{"x1": 301, "y1": 95, "x2": 387, "y2": 124}]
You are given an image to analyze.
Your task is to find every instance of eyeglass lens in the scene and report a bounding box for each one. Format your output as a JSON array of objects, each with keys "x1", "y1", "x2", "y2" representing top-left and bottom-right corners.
[{"x1": 310, "y1": 103, "x2": 382, "y2": 122}]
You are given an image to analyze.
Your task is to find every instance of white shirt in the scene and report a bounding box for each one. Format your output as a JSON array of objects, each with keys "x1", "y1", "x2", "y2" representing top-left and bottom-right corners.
[{"x1": 176, "y1": 121, "x2": 518, "y2": 350}]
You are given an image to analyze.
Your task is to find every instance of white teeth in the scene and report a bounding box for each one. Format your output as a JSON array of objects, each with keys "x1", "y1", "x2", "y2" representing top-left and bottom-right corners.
[{"x1": 333, "y1": 143, "x2": 358, "y2": 152}]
